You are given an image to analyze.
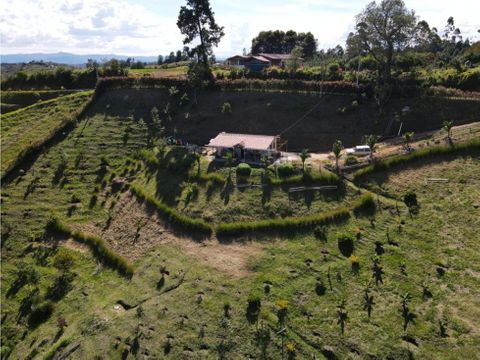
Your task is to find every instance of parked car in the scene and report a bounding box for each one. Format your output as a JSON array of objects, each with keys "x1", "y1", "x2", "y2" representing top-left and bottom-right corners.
[{"x1": 346, "y1": 145, "x2": 371, "y2": 156}]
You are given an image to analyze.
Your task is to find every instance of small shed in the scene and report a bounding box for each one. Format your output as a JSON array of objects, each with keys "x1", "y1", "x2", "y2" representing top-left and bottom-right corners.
[{"x1": 206, "y1": 132, "x2": 280, "y2": 163}]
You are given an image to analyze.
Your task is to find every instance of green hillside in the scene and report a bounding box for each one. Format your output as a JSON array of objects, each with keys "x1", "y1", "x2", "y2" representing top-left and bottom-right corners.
[{"x1": 1, "y1": 86, "x2": 479, "y2": 359}]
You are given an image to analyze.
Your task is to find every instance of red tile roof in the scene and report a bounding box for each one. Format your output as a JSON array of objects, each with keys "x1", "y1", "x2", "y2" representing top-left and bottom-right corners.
[{"x1": 207, "y1": 132, "x2": 276, "y2": 150}]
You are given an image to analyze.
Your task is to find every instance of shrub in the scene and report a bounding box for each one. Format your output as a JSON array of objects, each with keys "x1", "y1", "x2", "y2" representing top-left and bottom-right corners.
[
  {"x1": 338, "y1": 234, "x2": 354, "y2": 257},
  {"x1": 404, "y1": 191, "x2": 417, "y2": 208},
  {"x1": 28, "y1": 301, "x2": 54, "y2": 327},
  {"x1": 246, "y1": 292, "x2": 262, "y2": 316},
  {"x1": 315, "y1": 280, "x2": 326, "y2": 295},
  {"x1": 277, "y1": 163, "x2": 295, "y2": 178},
  {"x1": 313, "y1": 226, "x2": 327, "y2": 241},
  {"x1": 353, "y1": 193, "x2": 376, "y2": 217},
  {"x1": 221, "y1": 101, "x2": 232, "y2": 114},
  {"x1": 349, "y1": 255, "x2": 360, "y2": 272},
  {"x1": 46, "y1": 272, "x2": 75, "y2": 301},
  {"x1": 236, "y1": 163, "x2": 252, "y2": 177},
  {"x1": 52, "y1": 249, "x2": 75, "y2": 272},
  {"x1": 344, "y1": 155, "x2": 359, "y2": 166}
]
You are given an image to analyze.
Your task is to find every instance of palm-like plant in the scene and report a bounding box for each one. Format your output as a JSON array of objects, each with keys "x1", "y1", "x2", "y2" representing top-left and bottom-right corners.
[
  {"x1": 363, "y1": 134, "x2": 380, "y2": 159},
  {"x1": 403, "y1": 131, "x2": 414, "y2": 151},
  {"x1": 443, "y1": 120, "x2": 454, "y2": 142},
  {"x1": 337, "y1": 299, "x2": 348, "y2": 334},
  {"x1": 332, "y1": 140, "x2": 343, "y2": 173},
  {"x1": 299, "y1": 149, "x2": 311, "y2": 172},
  {"x1": 194, "y1": 152, "x2": 202, "y2": 176},
  {"x1": 224, "y1": 152, "x2": 234, "y2": 176},
  {"x1": 363, "y1": 287, "x2": 375, "y2": 319}
]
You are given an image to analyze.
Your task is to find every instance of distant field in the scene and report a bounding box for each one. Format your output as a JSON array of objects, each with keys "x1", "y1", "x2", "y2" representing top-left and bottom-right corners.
[
  {"x1": 1, "y1": 90, "x2": 83, "y2": 114},
  {"x1": 1, "y1": 91, "x2": 93, "y2": 177},
  {"x1": 129, "y1": 65, "x2": 188, "y2": 78}
]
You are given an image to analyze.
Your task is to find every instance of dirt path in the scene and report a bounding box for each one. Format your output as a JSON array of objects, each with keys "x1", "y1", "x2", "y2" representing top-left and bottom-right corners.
[{"x1": 82, "y1": 192, "x2": 261, "y2": 278}]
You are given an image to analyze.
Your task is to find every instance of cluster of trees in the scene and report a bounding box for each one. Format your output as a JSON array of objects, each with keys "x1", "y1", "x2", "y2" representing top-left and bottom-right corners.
[
  {"x1": 250, "y1": 30, "x2": 318, "y2": 59},
  {"x1": 157, "y1": 47, "x2": 191, "y2": 65},
  {"x1": 2, "y1": 59, "x2": 130, "y2": 90}
]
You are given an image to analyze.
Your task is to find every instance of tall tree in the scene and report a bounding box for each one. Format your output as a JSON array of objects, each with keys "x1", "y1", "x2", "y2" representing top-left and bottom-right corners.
[
  {"x1": 349, "y1": 0, "x2": 417, "y2": 85},
  {"x1": 177, "y1": 0, "x2": 224, "y2": 73}
]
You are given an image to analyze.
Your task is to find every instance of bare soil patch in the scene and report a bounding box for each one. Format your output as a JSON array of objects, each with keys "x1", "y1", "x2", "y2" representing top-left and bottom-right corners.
[{"x1": 82, "y1": 192, "x2": 261, "y2": 277}]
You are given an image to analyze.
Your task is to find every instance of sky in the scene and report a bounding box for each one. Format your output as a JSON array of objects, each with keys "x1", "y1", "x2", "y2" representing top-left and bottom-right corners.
[{"x1": 1, "y1": 0, "x2": 479, "y2": 56}]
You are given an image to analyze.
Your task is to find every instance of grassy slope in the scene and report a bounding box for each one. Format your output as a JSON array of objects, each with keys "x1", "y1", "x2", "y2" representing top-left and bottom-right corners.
[
  {"x1": 1, "y1": 91, "x2": 93, "y2": 177},
  {"x1": 1, "y1": 87, "x2": 480, "y2": 359},
  {"x1": 1, "y1": 90, "x2": 83, "y2": 114},
  {"x1": 97, "y1": 88, "x2": 480, "y2": 152}
]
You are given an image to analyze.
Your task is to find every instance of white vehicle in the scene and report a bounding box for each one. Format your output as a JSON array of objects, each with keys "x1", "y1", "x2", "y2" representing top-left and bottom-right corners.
[{"x1": 346, "y1": 145, "x2": 371, "y2": 156}]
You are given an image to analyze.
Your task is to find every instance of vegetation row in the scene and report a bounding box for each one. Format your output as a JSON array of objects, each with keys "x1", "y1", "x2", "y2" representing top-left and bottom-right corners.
[
  {"x1": 353, "y1": 138, "x2": 480, "y2": 181},
  {"x1": 46, "y1": 217, "x2": 134, "y2": 277},
  {"x1": 130, "y1": 185, "x2": 213, "y2": 236}
]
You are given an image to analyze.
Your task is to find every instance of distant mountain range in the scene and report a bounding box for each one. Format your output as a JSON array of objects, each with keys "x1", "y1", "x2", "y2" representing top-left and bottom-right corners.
[{"x1": 0, "y1": 52, "x2": 159, "y2": 65}]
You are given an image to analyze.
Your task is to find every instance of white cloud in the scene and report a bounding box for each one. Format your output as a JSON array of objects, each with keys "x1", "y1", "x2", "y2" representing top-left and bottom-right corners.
[{"x1": 1, "y1": 0, "x2": 479, "y2": 56}]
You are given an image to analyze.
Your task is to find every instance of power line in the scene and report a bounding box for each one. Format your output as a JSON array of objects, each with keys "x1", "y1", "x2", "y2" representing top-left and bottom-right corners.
[{"x1": 279, "y1": 96, "x2": 324, "y2": 136}]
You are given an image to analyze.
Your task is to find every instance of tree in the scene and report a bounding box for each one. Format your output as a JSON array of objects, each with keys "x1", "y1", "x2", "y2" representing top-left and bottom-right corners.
[
  {"x1": 443, "y1": 120, "x2": 454, "y2": 142},
  {"x1": 363, "y1": 134, "x2": 380, "y2": 159},
  {"x1": 299, "y1": 149, "x2": 311, "y2": 172},
  {"x1": 177, "y1": 0, "x2": 224, "y2": 75},
  {"x1": 350, "y1": 0, "x2": 417, "y2": 86},
  {"x1": 332, "y1": 140, "x2": 344, "y2": 173},
  {"x1": 286, "y1": 46, "x2": 303, "y2": 71},
  {"x1": 157, "y1": 55, "x2": 164, "y2": 65}
]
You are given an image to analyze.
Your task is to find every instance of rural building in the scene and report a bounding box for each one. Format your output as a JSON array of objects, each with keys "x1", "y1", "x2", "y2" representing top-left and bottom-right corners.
[
  {"x1": 206, "y1": 132, "x2": 281, "y2": 163},
  {"x1": 226, "y1": 53, "x2": 300, "y2": 72}
]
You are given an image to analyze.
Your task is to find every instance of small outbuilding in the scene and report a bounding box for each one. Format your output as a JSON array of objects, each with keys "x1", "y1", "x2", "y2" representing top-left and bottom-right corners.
[{"x1": 206, "y1": 132, "x2": 281, "y2": 164}]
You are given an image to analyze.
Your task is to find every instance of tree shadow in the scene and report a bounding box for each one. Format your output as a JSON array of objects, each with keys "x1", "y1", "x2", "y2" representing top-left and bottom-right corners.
[{"x1": 220, "y1": 175, "x2": 234, "y2": 205}]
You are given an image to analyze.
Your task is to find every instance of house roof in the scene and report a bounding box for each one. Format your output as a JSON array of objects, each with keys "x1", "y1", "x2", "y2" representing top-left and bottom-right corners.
[
  {"x1": 259, "y1": 53, "x2": 293, "y2": 61},
  {"x1": 226, "y1": 55, "x2": 270, "y2": 63},
  {"x1": 207, "y1": 132, "x2": 276, "y2": 150}
]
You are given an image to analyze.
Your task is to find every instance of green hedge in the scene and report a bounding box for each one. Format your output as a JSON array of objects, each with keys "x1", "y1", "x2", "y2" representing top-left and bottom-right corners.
[
  {"x1": 131, "y1": 185, "x2": 212, "y2": 236},
  {"x1": 353, "y1": 139, "x2": 480, "y2": 181},
  {"x1": 216, "y1": 207, "x2": 350, "y2": 237},
  {"x1": 269, "y1": 171, "x2": 340, "y2": 186},
  {"x1": 46, "y1": 217, "x2": 134, "y2": 277}
]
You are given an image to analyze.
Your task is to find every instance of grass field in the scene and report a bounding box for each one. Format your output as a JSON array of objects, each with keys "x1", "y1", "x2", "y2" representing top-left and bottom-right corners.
[
  {"x1": 1, "y1": 86, "x2": 480, "y2": 359},
  {"x1": 1, "y1": 90, "x2": 83, "y2": 114},
  {"x1": 129, "y1": 66, "x2": 188, "y2": 79},
  {"x1": 1, "y1": 91, "x2": 93, "y2": 177}
]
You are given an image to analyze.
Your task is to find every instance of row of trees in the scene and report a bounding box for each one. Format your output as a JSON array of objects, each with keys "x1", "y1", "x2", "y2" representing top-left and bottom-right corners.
[{"x1": 157, "y1": 47, "x2": 191, "y2": 65}]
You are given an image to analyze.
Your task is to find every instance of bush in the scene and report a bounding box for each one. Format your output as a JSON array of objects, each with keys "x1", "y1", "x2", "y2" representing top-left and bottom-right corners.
[
  {"x1": 344, "y1": 155, "x2": 359, "y2": 166},
  {"x1": 28, "y1": 301, "x2": 54, "y2": 327},
  {"x1": 277, "y1": 163, "x2": 295, "y2": 178},
  {"x1": 52, "y1": 249, "x2": 75, "y2": 271},
  {"x1": 338, "y1": 234, "x2": 354, "y2": 257},
  {"x1": 131, "y1": 185, "x2": 212, "y2": 236},
  {"x1": 236, "y1": 163, "x2": 252, "y2": 177},
  {"x1": 404, "y1": 191, "x2": 418, "y2": 208},
  {"x1": 221, "y1": 101, "x2": 232, "y2": 114},
  {"x1": 313, "y1": 226, "x2": 327, "y2": 241},
  {"x1": 353, "y1": 193, "x2": 376, "y2": 217},
  {"x1": 216, "y1": 207, "x2": 350, "y2": 237}
]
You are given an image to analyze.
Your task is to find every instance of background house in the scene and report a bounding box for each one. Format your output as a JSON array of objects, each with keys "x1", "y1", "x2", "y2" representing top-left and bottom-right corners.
[{"x1": 226, "y1": 53, "x2": 301, "y2": 72}]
